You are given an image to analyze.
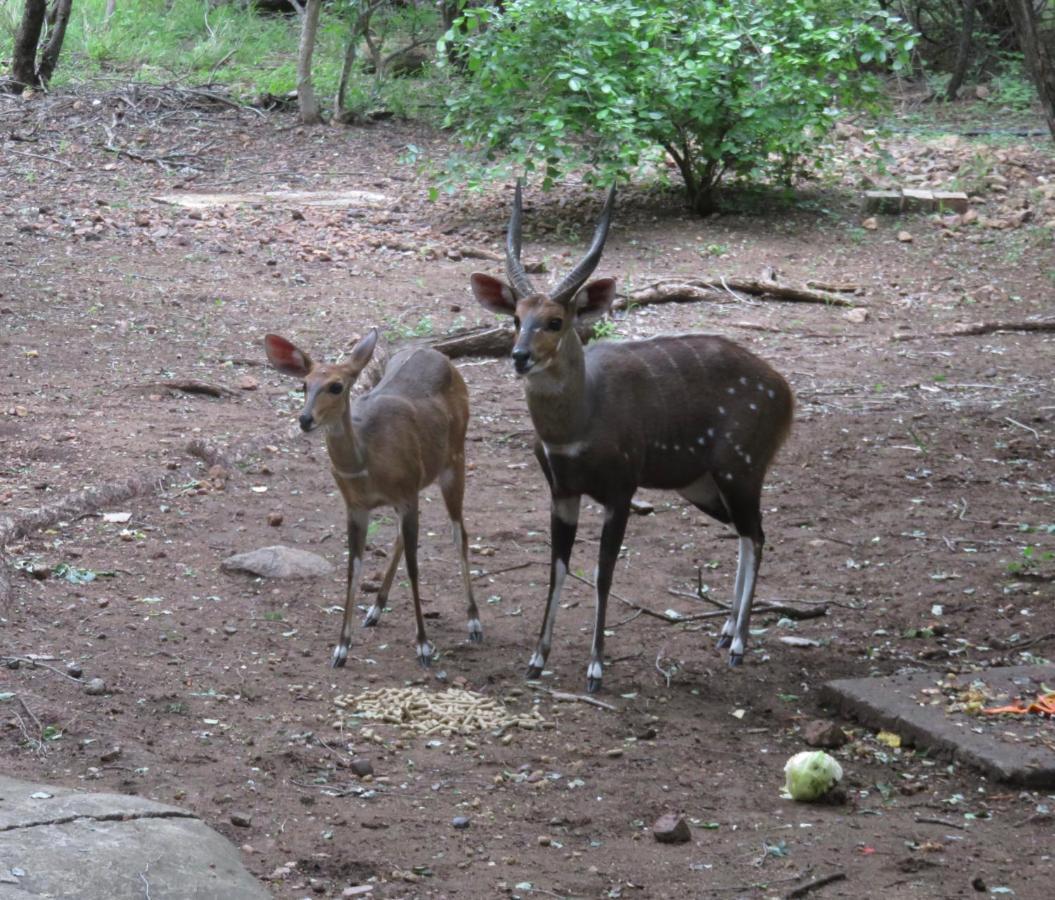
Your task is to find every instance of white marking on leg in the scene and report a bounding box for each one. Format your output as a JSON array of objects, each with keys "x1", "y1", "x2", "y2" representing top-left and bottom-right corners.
[
  {"x1": 553, "y1": 497, "x2": 580, "y2": 525},
  {"x1": 731, "y1": 540, "x2": 759, "y2": 658},
  {"x1": 587, "y1": 660, "x2": 603, "y2": 681}
]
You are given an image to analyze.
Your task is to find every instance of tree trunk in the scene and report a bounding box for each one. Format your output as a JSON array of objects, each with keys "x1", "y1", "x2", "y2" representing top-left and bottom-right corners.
[
  {"x1": 104, "y1": 0, "x2": 116, "y2": 24},
  {"x1": 946, "y1": 0, "x2": 977, "y2": 100},
  {"x1": 10, "y1": 0, "x2": 48, "y2": 92},
  {"x1": 296, "y1": 0, "x2": 324, "y2": 124},
  {"x1": 37, "y1": 0, "x2": 74, "y2": 86},
  {"x1": 1006, "y1": 0, "x2": 1055, "y2": 140}
]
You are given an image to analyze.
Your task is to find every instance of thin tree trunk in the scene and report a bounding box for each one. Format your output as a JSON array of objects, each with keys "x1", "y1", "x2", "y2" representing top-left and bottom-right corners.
[
  {"x1": 37, "y1": 0, "x2": 74, "y2": 86},
  {"x1": 296, "y1": 0, "x2": 323, "y2": 124},
  {"x1": 104, "y1": 0, "x2": 116, "y2": 24},
  {"x1": 946, "y1": 0, "x2": 977, "y2": 100},
  {"x1": 1006, "y1": 0, "x2": 1055, "y2": 140},
  {"x1": 334, "y1": 1, "x2": 378, "y2": 118},
  {"x1": 10, "y1": 0, "x2": 48, "y2": 92}
]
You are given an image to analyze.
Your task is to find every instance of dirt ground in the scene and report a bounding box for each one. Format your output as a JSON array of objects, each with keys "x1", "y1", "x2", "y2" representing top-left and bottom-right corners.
[{"x1": 2, "y1": 87, "x2": 1054, "y2": 899}]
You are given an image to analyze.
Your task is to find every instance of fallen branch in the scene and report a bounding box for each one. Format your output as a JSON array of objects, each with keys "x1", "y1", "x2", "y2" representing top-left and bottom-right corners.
[
  {"x1": 666, "y1": 588, "x2": 830, "y2": 621},
  {"x1": 893, "y1": 319, "x2": 1055, "y2": 340},
  {"x1": 151, "y1": 379, "x2": 236, "y2": 398},
  {"x1": 616, "y1": 277, "x2": 859, "y2": 310},
  {"x1": 785, "y1": 872, "x2": 847, "y2": 899},
  {"x1": 913, "y1": 814, "x2": 966, "y2": 830},
  {"x1": 531, "y1": 686, "x2": 618, "y2": 712},
  {"x1": 451, "y1": 245, "x2": 547, "y2": 273}
]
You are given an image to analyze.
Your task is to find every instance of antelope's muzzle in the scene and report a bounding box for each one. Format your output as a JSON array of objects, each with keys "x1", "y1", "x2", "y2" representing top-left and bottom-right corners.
[{"x1": 511, "y1": 347, "x2": 532, "y2": 375}]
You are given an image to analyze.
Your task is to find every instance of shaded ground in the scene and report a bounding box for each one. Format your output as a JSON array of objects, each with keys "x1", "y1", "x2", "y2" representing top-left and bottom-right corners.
[{"x1": 1, "y1": 86, "x2": 1054, "y2": 899}]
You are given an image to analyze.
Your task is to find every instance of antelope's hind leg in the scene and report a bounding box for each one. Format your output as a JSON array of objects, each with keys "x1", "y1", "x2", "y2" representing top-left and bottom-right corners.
[
  {"x1": 399, "y1": 501, "x2": 435, "y2": 667},
  {"x1": 526, "y1": 494, "x2": 581, "y2": 680},
  {"x1": 439, "y1": 464, "x2": 482, "y2": 643},
  {"x1": 362, "y1": 529, "x2": 404, "y2": 628}
]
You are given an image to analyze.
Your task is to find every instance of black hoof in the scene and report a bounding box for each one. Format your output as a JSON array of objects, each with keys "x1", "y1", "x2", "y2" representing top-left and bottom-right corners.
[
  {"x1": 716, "y1": 634, "x2": 732, "y2": 650},
  {"x1": 525, "y1": 665, "x2": 543, "y2": 680},
  {"x1": 728, "y1": 653, "x2": 743, "y2": 668},
  {"x1": 330, "y1": 647, "x2": 348, "y2": 668},
  {"x1": 586, "y1": 677, "x2": 602, "y2": 694},
  {"x1": 468, "y1": 629, "x2": 483, "y2": 644}
]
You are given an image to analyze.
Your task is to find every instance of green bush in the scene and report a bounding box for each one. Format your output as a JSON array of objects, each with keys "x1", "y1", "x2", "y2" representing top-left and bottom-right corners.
[{"x1": 441, "y1": 0, "x2": 916, "y2": 211}]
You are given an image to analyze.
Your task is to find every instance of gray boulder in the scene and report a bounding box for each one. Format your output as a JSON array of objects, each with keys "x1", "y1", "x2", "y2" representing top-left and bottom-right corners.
[{"x1": 0, "y1": 775, "x2": 270, "y2": 899}]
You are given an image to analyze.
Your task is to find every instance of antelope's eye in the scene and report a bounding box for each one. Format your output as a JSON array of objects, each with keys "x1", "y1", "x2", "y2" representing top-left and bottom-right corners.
[
  {"x1": 328, "y1": 382, "x2": 343, "y2": 394},
  {"x1": 513, "y1": 316, "x2": 521, "y2": 330},
  {"x1": 546, "y1": 318, "x2": 563, "y2": 332}
]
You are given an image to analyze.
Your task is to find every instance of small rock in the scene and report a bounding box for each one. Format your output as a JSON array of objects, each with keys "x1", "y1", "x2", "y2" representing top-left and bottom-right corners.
[
  {"x1": 65, "y1": 661, "x2": 83, "y2": 679},
  {"x1": 230, "y1": 812, "x2": 252, "y2": 827},
  {"x1": 897, "y1": 230, "x2": 913, "y2": 243},
  {"x1": 605, "y1": 748, "x2": 624, "y2": 758},
  {"x1": 267, "y1": 512, "x2": 284, "y2": 527},
  {"x1": 291, "y1": 209, "x2": 305, "y2": 221},
  {"x1": 220, "y1": 545, "x2": 334, "y2": 580},
  {"x1": 862, "y1": 217, "x2": 878, "y2": 231},
  {"x1": 99, "y1": 746, "x2": 122, "y2": 764},
  {"x1": 843, "y1": 307, "x2": 869, "y2": 325},
  {"x1": 223, "y1": 624, "x2": 238, "y2": 636},
  {"x1": 629, "y1": 498, "x2": 654, "y2": 516},
  {"x1": 84, "y1": 677, "x2": 107, "y2": 696},
  {"x1": 653, "y1": 813, "x2": 691, "y2": 844},
  {"x1": 974, "y1": 84, "x2": 990, "y2": 100},
  {"x1": 537, "y1": 835, "x2": 552, "y2": 847},
  {"x1": 350, "y1": 758, "x2": 374, "y2": 778},
  {"x1": 238, "y1": 375, "x2": 259, "y2": 391},
  {"x1": 803, "y1": 719, "x2": 849, "y2": 749},
  {"x1": 451, "y1": 816, "x2": 471, "y2": 830}
]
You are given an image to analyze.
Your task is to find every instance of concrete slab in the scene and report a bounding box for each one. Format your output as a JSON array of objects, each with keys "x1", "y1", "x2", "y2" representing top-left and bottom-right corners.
[
  {"x1": 820, "y1": 665, "x2": 1055, "y2": 787},
  {"x1": 152, "y1": 189, "x2": 387, "y2": 210},
  {"x1": 0, "y1": 776, "x2": 270, "y2": 899}
]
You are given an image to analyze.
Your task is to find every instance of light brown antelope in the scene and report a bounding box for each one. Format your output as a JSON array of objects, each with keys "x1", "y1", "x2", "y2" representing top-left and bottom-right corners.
[
  {"x1": 264, "y1": 330, "x2": 482, "y2": 668},
  {"x1": 470, "y1": 183, "x2": 793, "y2": 692}
]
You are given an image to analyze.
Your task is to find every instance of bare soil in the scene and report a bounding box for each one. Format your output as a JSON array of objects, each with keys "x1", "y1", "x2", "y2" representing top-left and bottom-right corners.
[{"x1": 2, "y1": 88, "x2": 1054, "y2": 899}]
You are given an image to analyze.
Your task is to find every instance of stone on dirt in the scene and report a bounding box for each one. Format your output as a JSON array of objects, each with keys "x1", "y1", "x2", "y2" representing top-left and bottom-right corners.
[
  {"x1": 652, "y1": 813, "x2": 691, "y2": 844},
  {"x1": 84, "y1": 677, "x2": 107, "y2": 696},
  {"x1": 803, "y1": 720, "x2": 849, "y2": 749},
  {"x1": 0, "y1": 775, "x2": 270, "y2": 899},
  {"x1": 350, "y1": 758, "x2": 374, "y2": 778},
  {"x1": 220, "y1": 545, "x2": 333, "y2": 579}
]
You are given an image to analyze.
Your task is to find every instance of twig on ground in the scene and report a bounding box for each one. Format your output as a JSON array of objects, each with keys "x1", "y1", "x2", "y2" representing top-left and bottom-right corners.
[
  {"x1": 914, "y1": 815, "x2": 966, "y2": 830},
  {"x1": 530, "y1": 685, "x2": 618, "y2": 712},
  {"x1": 2, "y1": 656, "x2": 83, "y2": 684},
  {"x1": 1005, "y1": 417, "x2": 1040, "y2": 439},
  {"x1": 472, "y1": 560, "x2": 537, "y2": 580},
  {"x1": 785, "y1": 872, "x2": 847, "y2": 898}
]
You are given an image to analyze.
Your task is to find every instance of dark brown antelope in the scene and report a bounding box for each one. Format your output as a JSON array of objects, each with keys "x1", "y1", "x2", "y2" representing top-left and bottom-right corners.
[
  {"x1": 470, "y1": 183, "x2": 793, "y2": 692},
  {"x1": 264, "y1": 330, "x2": 482, "y2": 668}
]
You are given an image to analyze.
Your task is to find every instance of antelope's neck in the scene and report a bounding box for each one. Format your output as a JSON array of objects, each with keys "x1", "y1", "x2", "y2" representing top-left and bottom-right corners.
[
  {"x1": 524, "y1": 334, "x2": 590, "y2": 446},
  {"x1": 324, "y1": 404, "x2": 367, "y2": 478}
]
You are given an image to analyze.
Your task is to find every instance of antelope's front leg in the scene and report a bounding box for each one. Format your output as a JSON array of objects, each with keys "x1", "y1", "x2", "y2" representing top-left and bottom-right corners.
[
  {"x1": 526, "y1": 494, "x2": 580, "y2": 680},
  {"x1": 586, "y1": 500, "x2": 630, "y2": 693},
  {"x1": 399, "y1": 500, "x2": 435, "y2": 667},
  {"x1": 333, "y1": 508, "x2": 369, "y2": 668}
]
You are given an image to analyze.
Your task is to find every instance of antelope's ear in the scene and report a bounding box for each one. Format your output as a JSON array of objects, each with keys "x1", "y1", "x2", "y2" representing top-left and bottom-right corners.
[
  {"x1": 573, "y1": 277, "x2": 617, "y2": 325},
  {"x1": 346, "y1": 327, "x2": 379, "y2": 372},
  {"x1": 264, "y1": 334, "x2": 312, "y2": 378},
  {"x1": 470, "y1": 273, "x2": 518, "y2": 317}
]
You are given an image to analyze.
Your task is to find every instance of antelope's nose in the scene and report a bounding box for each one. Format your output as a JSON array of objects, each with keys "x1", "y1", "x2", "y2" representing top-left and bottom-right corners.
[
  {"x1": 511, "y1": 348, "x2": 531, "y2": 373},
  {"x1": 298, "y1": 413, "x2": 314, "y2": 432}
]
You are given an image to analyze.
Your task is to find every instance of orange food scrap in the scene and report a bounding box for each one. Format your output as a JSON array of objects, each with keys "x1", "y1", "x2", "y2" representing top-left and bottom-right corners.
[{"x1": 981, "y1": 691, "x2": 1055, "y2": 716}]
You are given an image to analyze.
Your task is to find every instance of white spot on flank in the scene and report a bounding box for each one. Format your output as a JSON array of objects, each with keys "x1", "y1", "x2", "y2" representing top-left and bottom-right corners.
[
  {"x1": 724, "y1": 472, "x2": 734, "y2": 481},
  {"x1": 697, "y1": 436, "x2": 706, "y2": 445},
  {"x1": 727, "y1": 386, "x2": 736, "y2": 395},
  {"x1": 757, "y1": 382, "x2": 765, "y2": 392},
  {"x1": 707, "y1": 428, "x2": 716, "y2": 438},
  {"x1": 718, "y1": 405, "x2": 726, "y2": 416},
  {"x1": 767, "y1": 388, "x2": 776, "y2": 398},
  {"x1": 745, "y1": 453, "x2": 752, "y2": 464},
  {"x1": 674, "y1": 444, "x2": 680, "y2": 451},
  {"x1": 749, "y1": 402, "x2": 757, "y2": 411},
  {"x1": 739, "y1": 376, "x2": 748, "y2": 385}
]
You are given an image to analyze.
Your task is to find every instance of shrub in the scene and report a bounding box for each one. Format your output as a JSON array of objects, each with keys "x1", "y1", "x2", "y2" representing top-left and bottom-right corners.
[{"x1": 441, "y1": 0, "x2": 916, "y2": 211}]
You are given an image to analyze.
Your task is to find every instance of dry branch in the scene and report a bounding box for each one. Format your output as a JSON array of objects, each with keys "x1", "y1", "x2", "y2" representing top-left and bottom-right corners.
[
  {"x1": 152, "y1": 379, "x2": 236, "y2": 398},
  {"x1": 893, "y1": 319, "x2": 1055, "y2": 341},
  {"x1": 616, "y1": 277, "x2": 859, "y2": 310}
]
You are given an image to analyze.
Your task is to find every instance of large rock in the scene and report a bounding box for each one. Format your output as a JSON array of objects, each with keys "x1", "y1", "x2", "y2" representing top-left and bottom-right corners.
[
  {"x1": 0, "y1": 775, "x2": 269, "y2": 899},
  {"x1": 221, "y1": 544, "x2": 333, "y2": 579}
]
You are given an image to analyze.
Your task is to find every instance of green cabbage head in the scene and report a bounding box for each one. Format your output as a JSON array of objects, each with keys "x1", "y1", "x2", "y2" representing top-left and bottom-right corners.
[{"x1": 783, "y1": 751, "x2": 844, "y2": 801}]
